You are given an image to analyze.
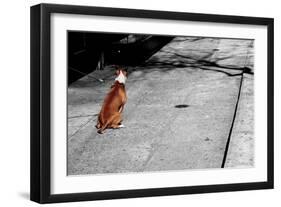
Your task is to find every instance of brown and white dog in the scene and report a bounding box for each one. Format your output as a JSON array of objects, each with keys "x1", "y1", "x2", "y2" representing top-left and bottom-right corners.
[{"x1": 96, "y1": 68, "x2": 127, "y2": 134}]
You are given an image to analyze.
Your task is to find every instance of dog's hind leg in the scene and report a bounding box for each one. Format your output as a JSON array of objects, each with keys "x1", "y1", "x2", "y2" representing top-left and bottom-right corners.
[
  {"x1": 110, "y1": 113, "x2": 124, "y2": 129},
  {"x1": 98, "y1": 113, "x2": 124, "y2": 133},
  {"x1": 97, "y1": 113, "x2": 119, "y2": 133}
]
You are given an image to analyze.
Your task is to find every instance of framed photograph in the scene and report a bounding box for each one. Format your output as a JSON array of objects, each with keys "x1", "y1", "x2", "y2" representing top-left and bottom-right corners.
[{"x1": 30, "y1": 3, "x2": 274, "y2": 203}]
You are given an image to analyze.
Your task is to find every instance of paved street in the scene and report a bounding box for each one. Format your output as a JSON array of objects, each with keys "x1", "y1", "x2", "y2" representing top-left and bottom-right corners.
[{"x1": 67, "y1": 37, "x2": 254, "y2": 175}]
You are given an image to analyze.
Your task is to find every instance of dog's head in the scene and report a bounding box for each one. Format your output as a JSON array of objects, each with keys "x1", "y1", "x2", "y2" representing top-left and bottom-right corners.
[{"x1": 115, "y1": 67, "x2": 127, "y2": 84}]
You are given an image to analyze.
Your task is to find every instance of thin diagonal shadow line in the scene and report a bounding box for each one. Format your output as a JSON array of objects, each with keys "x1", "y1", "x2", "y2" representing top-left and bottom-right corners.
[
  {"x1": 221, "y1": 73, "x2": 244, "y2": 168},
  {"x1": 221, "y1": 40, "x2": 253, "y2": 168}
]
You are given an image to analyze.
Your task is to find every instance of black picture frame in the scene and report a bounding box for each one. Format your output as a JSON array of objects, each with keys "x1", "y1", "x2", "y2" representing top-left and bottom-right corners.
[{"x1": 30, "y1": 3, "x2": 274, "y2": 204}]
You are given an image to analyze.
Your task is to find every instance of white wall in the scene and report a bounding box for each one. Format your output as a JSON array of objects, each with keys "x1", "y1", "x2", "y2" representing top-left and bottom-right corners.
[{"x1": 0, "y1": 0, "x2": 279, "y2": 206}]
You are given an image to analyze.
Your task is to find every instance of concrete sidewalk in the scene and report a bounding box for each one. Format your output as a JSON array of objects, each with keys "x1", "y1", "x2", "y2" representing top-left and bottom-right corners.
[{"x1": 67, "y1": 37, "x2": 254, "y2": 175}]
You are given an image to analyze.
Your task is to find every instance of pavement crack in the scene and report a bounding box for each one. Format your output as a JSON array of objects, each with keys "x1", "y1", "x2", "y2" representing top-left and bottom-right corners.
[
  {"x1": 69, "y1": 114, "x2": 98, "y2": 119},
  {"x1": 68, "y1": 116, "x2": 96, "y2": 141}
]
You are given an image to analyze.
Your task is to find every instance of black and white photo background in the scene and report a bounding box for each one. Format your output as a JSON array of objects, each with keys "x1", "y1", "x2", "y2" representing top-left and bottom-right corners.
[{"x1": 67, "y1": 32, "x2": 254, "y2": 175}]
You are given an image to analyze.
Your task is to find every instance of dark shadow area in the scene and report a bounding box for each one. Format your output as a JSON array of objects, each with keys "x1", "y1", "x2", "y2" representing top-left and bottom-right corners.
[
  {"x1": 68, "y1": 32, "x2": 174, "y2": 84},
  {"x1": 143, "y1": 60, "x2": 246, "y2": 77},
  {"x1": 144, "y1": 49, "x2": 254, "y2": 77},
  {"x1": 68, "y1": 32, "x2": 126, "y2": 84},
  {"x1": 69, "y1": 36, "x2": 254, "y2": 88}
]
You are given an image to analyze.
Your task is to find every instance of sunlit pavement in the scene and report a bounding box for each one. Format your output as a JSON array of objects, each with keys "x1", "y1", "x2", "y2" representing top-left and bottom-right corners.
[{"x1": 67, "y1": 37, "x2": 254, "y2": 175}]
